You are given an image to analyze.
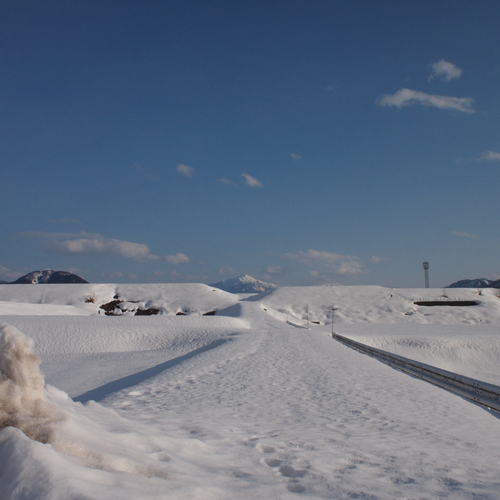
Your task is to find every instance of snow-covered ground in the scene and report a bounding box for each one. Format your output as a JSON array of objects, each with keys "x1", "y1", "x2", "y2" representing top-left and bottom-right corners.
[{"x1": 1, "y1": 283, "x2": 500, "y2": 499}]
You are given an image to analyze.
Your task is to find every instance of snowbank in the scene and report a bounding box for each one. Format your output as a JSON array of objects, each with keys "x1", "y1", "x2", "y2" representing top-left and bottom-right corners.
[
  {"x1": 0, "y1": 283, "x2": 239, "y2": 316},
  {"x1": 252, "y1": 285, "x2": 500, "y2": 325}
]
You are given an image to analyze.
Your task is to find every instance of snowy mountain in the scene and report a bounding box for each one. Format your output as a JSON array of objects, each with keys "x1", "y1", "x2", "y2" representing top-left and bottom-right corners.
[
  {"x1": 210, "y1": 274, "x2": 277, "y2": 293},
  {"x1": 11, "y1": 269, "x2": 88, "y2": 284},
  {"x1": 447, "y1": 278, "x2": 500, "y2": 288}
]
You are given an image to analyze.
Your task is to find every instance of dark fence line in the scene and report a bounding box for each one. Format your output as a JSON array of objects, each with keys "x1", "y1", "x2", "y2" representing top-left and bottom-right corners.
[{"x1": 330, "y1": 332, "x2": 500, "y2": 412}]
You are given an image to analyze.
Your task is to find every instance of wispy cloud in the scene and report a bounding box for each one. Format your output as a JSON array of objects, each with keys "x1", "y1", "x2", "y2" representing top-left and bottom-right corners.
[
  {"x1": 482, "y1": 150, "x2": 500, "y2": 161},
  {"x1": 283, "y1": 249, "x2": 363, "y2": 276},
  {"x1": 218, "y1": 178, "x2": 236, "y2": 186},
  {"x1": 428, "y1": 60, "x2": 463, "y2": 81},
  {"x1": 265, "y1": 265, "x2": 284, "y2": 275},
  {"x1": 218, "y1": 266, "x2": 236, "y2": 276},
  {"x1": 104, "y1": 271, "x2": 138, "y2": 281},
  {"x1": 283, "y1": 249, "x2": 357, "y2": 264},
  {"x1": 241, "y1": 173, "x2": 263, "y2": 187},
  {"x1": 176, "y1": 163, "x2": 195, "y2": 177},
  {"x1": 16, "y1": 231, "x2": 160, "y2": 262},
  {"x1": 165, "y1": 253, "x2": 190, "y2": 264},
  {"x1": 336, "y1": 260, "x2": 364, "y2": 276},
  {"x1": 0, "y1": 265, "x2": 26, "y2": 281},
  {"x1": 47, "y1": 218, "x2": 82, "y2": 225},
  {"x1": 377, "y1": 88, "x2": 474, "y2": 113},
  {"x1": 452, "y1": 231, "x2": 479, "y2": 240},
  {"x1": 130, "y1": 163, "x2": 157, "y2": 181},
  {"x1": 290, "y1": 153, "x2": 302, "y2": 160},
  {"x1": 369, "y1": 255, "x2": 388, "y2": 263}
]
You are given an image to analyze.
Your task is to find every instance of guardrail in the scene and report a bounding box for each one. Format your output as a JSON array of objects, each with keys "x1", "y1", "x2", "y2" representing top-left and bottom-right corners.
[{"x1": 331, "y1": 332, "x2": 500, "y2": 412}]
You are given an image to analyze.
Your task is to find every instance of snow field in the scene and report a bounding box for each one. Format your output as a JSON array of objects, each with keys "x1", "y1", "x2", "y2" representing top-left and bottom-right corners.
[
  {"x1": 0, "y1": 284, "x2": 500, "y2": 498},
  {"x1": 255, "y1": 285, "x2": 500, "y2": 326}
]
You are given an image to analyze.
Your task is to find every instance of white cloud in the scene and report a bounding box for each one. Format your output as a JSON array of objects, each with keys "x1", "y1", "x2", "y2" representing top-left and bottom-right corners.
[
  {"x1": 336, "y1": 260, "x2": 364, "y2": 276},
  {"x1": 377, "y1": 88, "x2": 474, "y2": 113},
  {"x1": 290, "y1": 153, "x2": 302, "y2": 160},
  {"x1": 51, "y1": 237, "x2": 159, "y2": 261},
  {"x1": 176, "y1": 164, "x2": 195, "y2": 177},
  {"x1": 483, "y1": 150, "x2": 500, "y2": 161},
  {"x1": 17, "y1": 231, "x2": 160, "y2": 262},
  {"x1": 165, "y1": 253, "x2": 190, "y2": 265},
  {"x1": 452, "y1": 231, "x2": 479, "y2": 240},
  {"x1": 241, "y1": 173, "x2": 263, "y2": 187},
  {"x1": 283, "y1": 249, "x2": 357, "y2": 264},
  {"x1": 428, "y1": 60, "x2": 463, "y2": 81},
  {"x1": 369, "y1": 255, "x2": 384, "y2": 263}
]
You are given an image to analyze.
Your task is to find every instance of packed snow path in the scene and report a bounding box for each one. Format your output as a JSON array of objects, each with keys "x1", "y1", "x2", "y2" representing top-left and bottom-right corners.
[{"x1": 73, "y1": 303, "x2": 500, "y2": 499}]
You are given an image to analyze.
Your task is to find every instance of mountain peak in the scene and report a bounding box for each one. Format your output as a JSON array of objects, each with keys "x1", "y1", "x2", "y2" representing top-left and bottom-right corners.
[
  {"x1": 447, "y1": 278, "x2": 500, "y2": 288},
  {"x1": 210, "y1": 275, "x2": 277, "y2": 294},
  {"x1": 11, "y1": 270, "x2": 89, "y2": 284}
]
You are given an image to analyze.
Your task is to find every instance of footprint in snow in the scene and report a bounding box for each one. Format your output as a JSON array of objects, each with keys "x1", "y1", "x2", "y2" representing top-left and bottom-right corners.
[
  {"x1": 256, "y1": 443, "x2": 275, "y2": 453},
  {"x1": 151, "y1": 451, "x2": 171, "y2": 462},
  {"x1": 263, "y1": 457, "x2": 282, "y2": 467},
  {"x1": 287, "y1": 482, "x2": 306, "y2": 493},
  {"x1": 279, "y1": 464, "x2": 306, "y2": 478}
]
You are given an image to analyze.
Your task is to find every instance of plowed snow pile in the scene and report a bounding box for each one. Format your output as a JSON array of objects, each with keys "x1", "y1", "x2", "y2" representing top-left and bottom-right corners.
[{"x1": 1, "y1": 284, "x2": 500, "y2": 499}]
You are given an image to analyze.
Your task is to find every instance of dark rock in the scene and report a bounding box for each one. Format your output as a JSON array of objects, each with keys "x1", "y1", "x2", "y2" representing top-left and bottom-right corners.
[
  {"x1": 135, "y1": 308, "x2": 160, "y2": 316},
  {"x1": 100, "y1": 300, "x2": 124, "y2": 313}
]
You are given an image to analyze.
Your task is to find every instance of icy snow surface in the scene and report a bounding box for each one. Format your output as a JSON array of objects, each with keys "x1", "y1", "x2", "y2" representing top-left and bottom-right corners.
[{"x1": 0, "y1": 283, "x2": 500, "y2": 499}]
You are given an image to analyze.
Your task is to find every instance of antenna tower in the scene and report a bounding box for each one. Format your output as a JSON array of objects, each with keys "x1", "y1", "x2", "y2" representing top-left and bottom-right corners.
[{"x1": 422, "y1": 262, "x2": 429, "y2": 288}]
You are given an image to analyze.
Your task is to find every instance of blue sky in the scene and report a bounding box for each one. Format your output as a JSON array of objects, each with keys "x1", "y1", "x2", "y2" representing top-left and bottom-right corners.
[{"x1": 1, "y1": 0, "x2": 499, "y2": 287}]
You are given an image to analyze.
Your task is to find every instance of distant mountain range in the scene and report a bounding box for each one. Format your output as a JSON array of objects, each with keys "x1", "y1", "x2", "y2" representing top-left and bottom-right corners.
[
  {"x1": 447, "y1": 278, "x2": 500, "y2": 288},
  {"x1": 4, "y1": 270, "x2": 89, "y2": 284},
  {"x1": 210, "y1": 275, "x2": 277, "y2": 293}
]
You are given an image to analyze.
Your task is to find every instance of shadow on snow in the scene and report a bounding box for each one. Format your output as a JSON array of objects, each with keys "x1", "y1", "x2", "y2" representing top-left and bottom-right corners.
[{"x1": 74, "y1": 338, "x2": 229, "y2": 404}]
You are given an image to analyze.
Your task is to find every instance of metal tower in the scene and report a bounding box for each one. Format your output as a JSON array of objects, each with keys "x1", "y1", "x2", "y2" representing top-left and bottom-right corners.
[{"x1": 422, "y1": 261, "x2": 429, "y2": 288}]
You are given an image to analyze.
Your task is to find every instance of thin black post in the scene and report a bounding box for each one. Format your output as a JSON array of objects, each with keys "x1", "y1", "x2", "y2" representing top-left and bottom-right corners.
[{"x1": 331, "y1": 303, "x2": 335, "y2": 335}]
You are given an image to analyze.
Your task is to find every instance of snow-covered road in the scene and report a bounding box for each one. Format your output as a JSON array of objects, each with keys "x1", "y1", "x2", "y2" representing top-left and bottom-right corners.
[{"x1": 91, "y1": 304, "x2": 500, "y2": 499}]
